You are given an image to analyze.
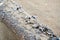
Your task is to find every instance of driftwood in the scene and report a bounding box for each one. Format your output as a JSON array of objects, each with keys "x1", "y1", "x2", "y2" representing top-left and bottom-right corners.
[
  {"x1": 0, "y1": 0, "x2": 37, "y2": 40},
  {"x1": 0, "y1": 0, "x2": 59, "y2": 40}
]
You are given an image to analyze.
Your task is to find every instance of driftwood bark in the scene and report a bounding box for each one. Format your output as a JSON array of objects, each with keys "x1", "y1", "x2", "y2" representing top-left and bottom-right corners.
[
  {"x1": 0, "y1": 0, "x2": 37, "y2": 40},
  {"x1": 0, "y1": 0, "x2": 58, "y2": 40},
  {"x1": 0, "y1": 7, "x2": 36, "y2": 40}
]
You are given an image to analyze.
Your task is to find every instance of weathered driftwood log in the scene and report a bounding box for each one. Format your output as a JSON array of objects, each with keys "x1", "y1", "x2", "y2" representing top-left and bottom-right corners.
[
  {"x1": 0, "y1": 8, "x2": 36, "y2": 40},
  {"x1": 0, "y1": 0, "x2": 37, "y2": 40},
  {"x1": 1, "y1": 0, "x2": 59, "y2": 40},
  {"x1": 0, "y1": 8, "x2": 38, "y2": 40}
]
